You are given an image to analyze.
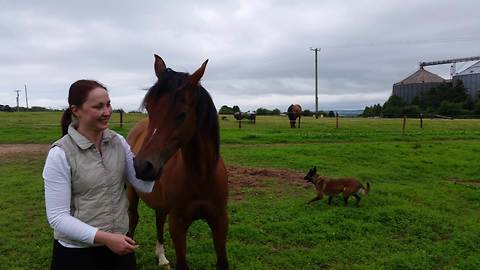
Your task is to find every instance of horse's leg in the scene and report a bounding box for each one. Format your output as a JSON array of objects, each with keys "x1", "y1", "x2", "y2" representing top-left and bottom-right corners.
[
  {"x1": 169, "y1": 214, "x2": 189, "y2": 270},
  {"x1": 155, "y1": 208, "x2": 170, "y2": 267},
  {"x1": 127, "y1": 185, "x2": 139, "y2": 239},
  {"x1": 207, "y1": 211, "x2": 229, "y2": 270}
]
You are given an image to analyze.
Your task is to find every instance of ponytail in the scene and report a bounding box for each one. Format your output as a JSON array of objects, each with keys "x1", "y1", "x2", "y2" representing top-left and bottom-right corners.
[{"x1": 60, "y1": 108, "x2": 72, "y2": 136}]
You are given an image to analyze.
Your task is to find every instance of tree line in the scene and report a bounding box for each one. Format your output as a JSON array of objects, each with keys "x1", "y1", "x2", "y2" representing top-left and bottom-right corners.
[
  {"x1": 362, "y1": 81, "x2": 480, "y2": 118},
  {"x1": 0, "y1": 105, "x2": 65, "y2": 112}
]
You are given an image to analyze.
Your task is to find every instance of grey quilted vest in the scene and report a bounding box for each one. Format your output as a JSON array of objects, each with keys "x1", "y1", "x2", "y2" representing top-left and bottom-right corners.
[{"x1": 52, "y1": 124, "x2": 129, "y2": 246}]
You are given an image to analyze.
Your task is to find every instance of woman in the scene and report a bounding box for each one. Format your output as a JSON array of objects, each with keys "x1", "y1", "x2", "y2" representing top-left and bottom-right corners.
[{"x1": 43, "y1": 80, "x2": 154, "y2": 270}]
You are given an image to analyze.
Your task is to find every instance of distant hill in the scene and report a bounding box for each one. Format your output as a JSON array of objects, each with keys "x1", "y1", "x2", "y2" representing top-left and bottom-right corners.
[{"x1": 333, "y1": 110, "x2": 363, "y2": 117}]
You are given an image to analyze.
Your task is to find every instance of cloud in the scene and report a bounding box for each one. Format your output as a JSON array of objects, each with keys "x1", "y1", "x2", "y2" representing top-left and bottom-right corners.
[{"x1": 1, "y1": 0, "x2": 479, "y2": 111}]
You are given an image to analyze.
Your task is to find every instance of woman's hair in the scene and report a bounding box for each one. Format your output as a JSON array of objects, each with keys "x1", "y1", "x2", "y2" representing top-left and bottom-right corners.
[{"x1": 61, "y1": 80, "x2": 107, "y2": 136}]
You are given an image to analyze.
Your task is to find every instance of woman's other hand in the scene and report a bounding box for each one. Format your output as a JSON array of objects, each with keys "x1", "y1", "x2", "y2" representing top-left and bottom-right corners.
[{"x1": 95, "y1": 230, "x2": 138, "y2": 255}]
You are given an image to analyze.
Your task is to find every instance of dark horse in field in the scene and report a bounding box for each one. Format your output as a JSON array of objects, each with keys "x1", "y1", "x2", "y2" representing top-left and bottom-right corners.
[
  {"x1": 127, "y1": 55, "x2": 229, "y2": 270},
  {"x1": 287, "y1": 104, "x2": 302, "y2": 128},
  {"x1": 233, "y1": 111, "x2": 256, "y2": 124}
]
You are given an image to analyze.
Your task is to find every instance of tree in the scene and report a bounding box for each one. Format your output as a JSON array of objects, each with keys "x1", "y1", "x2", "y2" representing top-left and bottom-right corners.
[
  {"x1": 219, "y1": 105, "x2": 234, "y2": 114},
  {"x1": 474, "y1": 99, "x2": 480, "y2": 117},
  {"x1": 373, "y1": 104, "x2": 382, "y2": 116},
  {"x1": 302, "y1": 109, "x2": 314, "y2": 116},
  {"x1": 364, "y1": 82, "x2": 475, "y2": 118},
  {"x1": 401, "y1": 105, "x2": 420, "y2": 116},
  {"x1": 382, "y1": 95, "x2": 406, "y2": 117},
  {"x1": 232, "y1": 105, "x2": 241, "y2": 113},
  {"x1": 256, "y1": 108, "x2": 272, "y2": 115},
  {"x1": 438, "y1": 101, "x2": 463, "y2": 117}
]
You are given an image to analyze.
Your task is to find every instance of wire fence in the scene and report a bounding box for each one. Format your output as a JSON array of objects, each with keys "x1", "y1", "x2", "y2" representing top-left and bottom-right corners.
[{"x1": 2, "y1": 111, "x2": 480, "y2": 142}]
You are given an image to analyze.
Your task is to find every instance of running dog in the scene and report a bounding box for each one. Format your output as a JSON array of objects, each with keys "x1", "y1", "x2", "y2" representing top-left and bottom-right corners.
[{"x1": 304, "y1": 166, "x2": 370, "y2": 206}]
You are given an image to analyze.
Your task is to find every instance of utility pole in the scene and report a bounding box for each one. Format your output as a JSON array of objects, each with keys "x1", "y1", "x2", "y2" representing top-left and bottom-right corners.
[
  {"x1": 24, "y1": 84, "x2": 29, "y2": 111},
  {"x1": 14, "y1": 90, "x2": 21, "y2": 112},
  {"x1": 310, "y1": 47, "x2": 320, "y2": 118}
]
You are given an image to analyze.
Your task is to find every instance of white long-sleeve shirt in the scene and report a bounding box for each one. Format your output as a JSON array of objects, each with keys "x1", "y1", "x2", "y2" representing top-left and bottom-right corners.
[{"x1": 43, "y1": 135, "x2": 154, "y2": 248}]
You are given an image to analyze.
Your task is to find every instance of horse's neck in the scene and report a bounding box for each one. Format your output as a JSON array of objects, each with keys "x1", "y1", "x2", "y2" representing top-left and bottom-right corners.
[{"x1": 181, "y1": 131, "x2": 217, "y2": 176}]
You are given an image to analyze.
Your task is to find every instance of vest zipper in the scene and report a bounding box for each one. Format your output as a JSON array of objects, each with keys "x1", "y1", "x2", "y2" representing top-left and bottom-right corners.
[{"x1": 93, "y1": 146, "x2": 105, "y2": 167}]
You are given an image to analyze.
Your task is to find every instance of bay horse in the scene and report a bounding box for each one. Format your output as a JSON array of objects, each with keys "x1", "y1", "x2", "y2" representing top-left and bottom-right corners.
[
  {"x1": 287, "y1": 104, "x2": 302, "y2": 128},
  {"x1": 127, "y1": 55, "x2": 229, "y2": 270}
]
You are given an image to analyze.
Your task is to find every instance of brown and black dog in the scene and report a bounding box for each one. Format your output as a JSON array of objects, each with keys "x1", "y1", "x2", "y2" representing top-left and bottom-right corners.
[{"x1": 304, "y1": 166, "x2": 370, "y2": 206}]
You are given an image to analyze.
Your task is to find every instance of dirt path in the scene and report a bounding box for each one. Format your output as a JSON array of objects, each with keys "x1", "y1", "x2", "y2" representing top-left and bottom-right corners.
[
  {"x1": 0, "y1": 144, "x2": 311, "y2": 200},
  {"x1": 0, "y1": 144, "x2": 50, "y2": 156},
  {"x1": 227, "y1": 165, "x2": 310, "y2": 200}
]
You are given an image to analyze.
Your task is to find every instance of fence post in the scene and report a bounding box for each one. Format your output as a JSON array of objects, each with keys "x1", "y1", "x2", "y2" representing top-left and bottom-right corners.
[
  {"x1": 402, "y1": 115, "x2": 406, "y2": 135},
  {"x1": 119, "y1": 110, "x2": 124, "y2": 128},
  {"x1": 420, "y1": 113, "x2": 423, "y2": 129},
  {"x1": 238, "y1": 119, "x2": 241, "y2": 129},
  {"x1": 335, "y1": 112, "x2": 339, "y2": 129}
]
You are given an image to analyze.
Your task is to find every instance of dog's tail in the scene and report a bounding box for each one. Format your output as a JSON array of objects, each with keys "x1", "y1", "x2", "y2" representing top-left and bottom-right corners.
[{"x1": 358, "y1": 182, "x2": 370, "y2": 196}]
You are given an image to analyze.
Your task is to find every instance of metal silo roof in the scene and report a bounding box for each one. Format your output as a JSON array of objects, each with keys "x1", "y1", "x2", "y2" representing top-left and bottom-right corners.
[
  {"x1": 457, "y1": 61, "x2": 480, "y2": 75},
  {"x1": 394, "y1": 68, "x2": 445, "y2": 85}
]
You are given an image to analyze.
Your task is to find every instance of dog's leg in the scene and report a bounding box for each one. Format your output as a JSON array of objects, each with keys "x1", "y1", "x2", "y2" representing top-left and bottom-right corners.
[
  {"x1": 353, "y1": 194, "x2": 361, "y2": 207},
  {"x1": 343, "y1": 194, "x2": 349, "y2": 206},
  {"x1": 307, "y1": 196, "x2": 321, "y2": 204}
]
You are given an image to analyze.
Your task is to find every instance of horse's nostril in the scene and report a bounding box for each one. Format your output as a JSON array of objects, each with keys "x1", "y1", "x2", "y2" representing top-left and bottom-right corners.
[
  {"x1": 145, "y1": 161, "x2": 153, "y2": 171},
  {"x1": 134, "y1": 158, "x2": 153, "y2": 174}
]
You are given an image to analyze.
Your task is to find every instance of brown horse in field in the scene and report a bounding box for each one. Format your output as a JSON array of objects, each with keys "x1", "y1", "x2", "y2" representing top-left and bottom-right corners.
[
  {"x1": 127, "y1": 55, "x2": 229, "y2": 270},
  {"x1": 287, "y1": 104, "x2": 302, "y2": 128}
]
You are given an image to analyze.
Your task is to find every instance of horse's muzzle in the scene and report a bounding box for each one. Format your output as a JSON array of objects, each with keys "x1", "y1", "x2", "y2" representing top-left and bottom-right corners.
[{"x1": 133, "y1": 157, "x2": 161, "y2": 181}]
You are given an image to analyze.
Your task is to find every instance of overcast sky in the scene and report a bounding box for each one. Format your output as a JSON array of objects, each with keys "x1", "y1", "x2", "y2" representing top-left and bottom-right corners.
[{"x1": 1, "y1": 0, "x2": 479, "y2": 112}]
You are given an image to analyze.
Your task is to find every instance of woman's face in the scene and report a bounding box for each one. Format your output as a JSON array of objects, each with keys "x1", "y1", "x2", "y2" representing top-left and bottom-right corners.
[{"x1": 72, "y1": 87, "x2": 112, "y2": 132}]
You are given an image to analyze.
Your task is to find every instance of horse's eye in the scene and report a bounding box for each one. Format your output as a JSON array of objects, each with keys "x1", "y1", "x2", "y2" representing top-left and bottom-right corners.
[{"x1": 177, "y1": 112, "x2": 187, "y2": 122}]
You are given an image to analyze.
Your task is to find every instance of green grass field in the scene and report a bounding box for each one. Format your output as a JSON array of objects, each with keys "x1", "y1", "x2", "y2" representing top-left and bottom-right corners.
[{"x1": 1, "y1": 112, "x2": 480, "y2": 269}]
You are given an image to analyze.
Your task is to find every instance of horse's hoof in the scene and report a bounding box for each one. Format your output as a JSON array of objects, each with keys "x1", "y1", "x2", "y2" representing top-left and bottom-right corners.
[
  {"x1": 158, "y1": 263, "x2": 171, "y2": 270},
  {"x1": 157, "y1": 257, "x2": 170, "y2": 268}
]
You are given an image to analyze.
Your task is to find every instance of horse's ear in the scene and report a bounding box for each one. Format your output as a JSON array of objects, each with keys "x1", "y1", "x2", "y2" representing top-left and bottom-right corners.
[
  {"x1": 154, "y1": 54, "x2": 166, "y2": 78},
  {"x1": 189, "y1": 59, "x2": 208, "y2": 86}
]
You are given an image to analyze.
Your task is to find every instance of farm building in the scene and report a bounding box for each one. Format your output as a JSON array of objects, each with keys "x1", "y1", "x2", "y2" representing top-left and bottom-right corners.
[
  {"x1": 392, "y1": 67, "x2": 445, "y2": 103},
  {"x1": 453, "y1": 61, "x2": 480, "y2": 100}
]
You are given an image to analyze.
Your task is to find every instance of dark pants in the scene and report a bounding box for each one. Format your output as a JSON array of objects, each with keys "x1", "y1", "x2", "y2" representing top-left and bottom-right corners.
[{"x1": 50, "y1": 240, "x2": 136, "y2": 270}]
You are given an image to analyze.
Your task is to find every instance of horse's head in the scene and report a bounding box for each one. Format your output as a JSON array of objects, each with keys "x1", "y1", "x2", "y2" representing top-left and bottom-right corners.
[
  {"x1": 304, "y1": 166, "x2": 317, "y2": 183},
  {"x1": 233, "y1": 112, "x2": 242, "y2": 120},
  {"x1": 133, "y1": 55, "x2": 208, "y2": 181}
]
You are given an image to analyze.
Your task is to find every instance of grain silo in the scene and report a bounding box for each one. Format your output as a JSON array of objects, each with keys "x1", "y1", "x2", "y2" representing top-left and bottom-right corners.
[
  {"x1": 392, "y1": 68, "x2": 445, "y2": 103},
  {"x1": 453, "y1": 61, "x2": 480, "y2": 100}
]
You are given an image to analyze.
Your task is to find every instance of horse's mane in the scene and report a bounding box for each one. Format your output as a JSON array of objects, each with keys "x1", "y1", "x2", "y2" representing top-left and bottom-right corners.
[
  {"x1": 141, "y1": 68, "x2": 220, "y2": 159},
  {"x1": 287, "y1": 104, "x2": 294, "y2": 112},
  {"x1": 141, "y1": 68, "x2": 188, "y2": 108},
  {"x1": 287, "y1": 104, "x2": 302, "y2": 113}
]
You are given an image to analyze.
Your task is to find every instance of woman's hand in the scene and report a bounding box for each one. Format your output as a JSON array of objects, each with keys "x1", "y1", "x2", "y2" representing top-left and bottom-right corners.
[{"x1": 95, "y1": 230, "x2": 138, "y2": 255}]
